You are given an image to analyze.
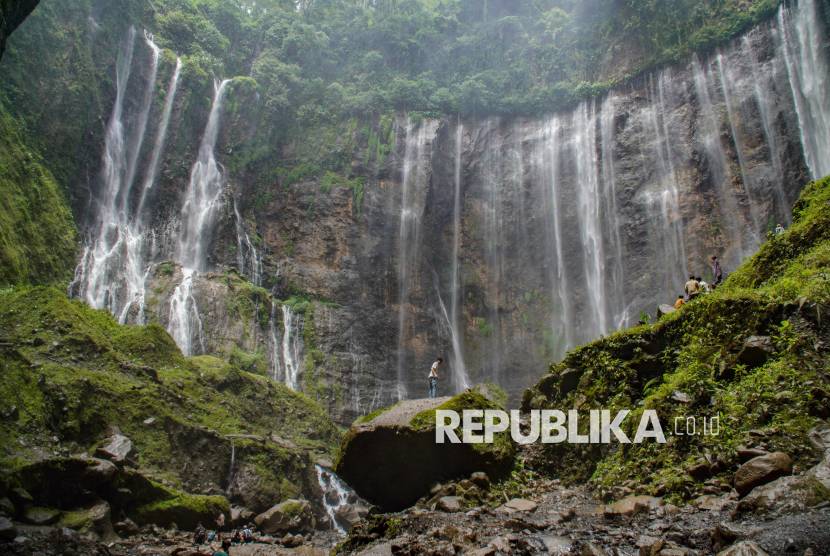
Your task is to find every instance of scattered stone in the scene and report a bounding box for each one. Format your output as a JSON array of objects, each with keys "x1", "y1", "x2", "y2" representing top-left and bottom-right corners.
[
  {"x1": 504, "y1": 498, "x2": 538, "y2": 512},
  {"x1": 612, "y1": 486, "x2": 633, "y2": 500},
  {"x1": 470, "y1": 472, "x2": 490, "y2": 489},
  {"x1": 334, "y1": 503, "x2": 362, "y2": 531},
  {"x1": 735, "y1": 452, "x2": 793, "y2": 496},
  {"x1": 114, "y1": 518, "x2": 139, "y2": 537},
  {"x1": 316, "y1": 459, "x2": 333, "y2": 469},
  {"x1": 95, "y1": 433, "x2": 138, "y2": 467},
  {"x1": 637, "y1": 535, "x2": 663, "y2": 556},
  {"x1": 689, "y1": 462, "x2": 711, "y2": 480},
  {"x1": 436, "y1": 496, "x2": 464, "y2": 512},
  {"x1": 605, "y1": 495, "x2": 664, "y2": 516},
  {"x1": 0, "y1": 497, "x2": 15, "y2": 517},
  {"x1": 716, "y1": 540, "x2": 770, "y2": 556},
  {"x1": 0, "y1": 517, "x2": 17, "y2": 540},
  {"x1": 81, "y1": 458, "x2": 117, "y2": 488},
  {"x1": 470, "y1": 548, "x2": 495, "y2": 556},
  {"x1": 143, "y1": 417, "x2": 156, "y2": 425},
  {"x1": 583, "y1": 542, "x2": 610, "y2": 556},
  {"x1": 737, "y1": 446, "x2": 769, "y2": 463}
]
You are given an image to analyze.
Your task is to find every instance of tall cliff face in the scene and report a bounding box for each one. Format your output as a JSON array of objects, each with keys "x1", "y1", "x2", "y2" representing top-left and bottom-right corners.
[{"x1": 2, "y1": 0, "x2": 828, "y2": 425}]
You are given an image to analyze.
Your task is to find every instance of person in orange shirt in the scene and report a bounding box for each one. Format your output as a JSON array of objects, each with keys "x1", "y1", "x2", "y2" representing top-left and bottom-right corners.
[{"x1": 674, "y1": 295, "x2": 685, "y2": 309}]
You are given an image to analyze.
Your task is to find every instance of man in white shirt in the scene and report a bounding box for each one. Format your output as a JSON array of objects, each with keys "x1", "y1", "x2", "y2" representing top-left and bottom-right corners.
[{"x1": 429, "y1": 357, "x2": 443, "y2": 398}]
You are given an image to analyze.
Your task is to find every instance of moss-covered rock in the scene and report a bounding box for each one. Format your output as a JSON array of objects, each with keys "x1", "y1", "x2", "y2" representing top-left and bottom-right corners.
[
  {"x1": 334, "y1": 393, "x2": 515, "y2": 512},
  {"x1": 131, "y1": 491, "x2": 230, "y2": 531}
]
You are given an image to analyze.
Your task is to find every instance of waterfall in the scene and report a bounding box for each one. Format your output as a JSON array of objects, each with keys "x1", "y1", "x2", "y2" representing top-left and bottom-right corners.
[
  {"x1": 167, "y1": 79, "x2": 230, "y2": 354},
  {"x1": 600, "y1": 94, "x2": 626, "y2": 328},
  {"x1": 268, "y1": 301, "x2": 281, "y2": 382},
  {"x1": 315, "y1": 465, "x2": 353, "y2": 534},
  {"x1": 396, "y1": 118, "x2": 434, "y2": 401},
  {"x1": 572, "y1": 102, "x2": 607, "y2": 338},
  {"x1": 137, "y1": 56, "x2": 182, "y2": 218},
  {"x1": 70, "y1": 27, "x2": 163, "y2": 324},
  {"x1": 233, "y1": 199, "x2": 262, "y2": 287},
  {"x1": 226, "y1": 443, "x2": 236, "y2": 495},
  {"x1": 448, "y1": 122, "x2": 469, "y2": 393},
  {"x1": 281, "y1": 305, "x2": 301, "y2": 390},
  {"x1": 536, "y1": 116, "x2": 572, "y2": 360},
  {"x1": 777, "y1": 0, "x2": 830, "y2": 180},
  {"x1": 175, "y1": 79, "x2": 231, "y2": 270}
]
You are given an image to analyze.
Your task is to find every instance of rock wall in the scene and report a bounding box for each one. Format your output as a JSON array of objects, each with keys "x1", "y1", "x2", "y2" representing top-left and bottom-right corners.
[
  {"x1": 0, "y1": 0, "x2": 40, "y2": 61},
  {"x1": 3, "y1": 0, "x2": 828, "y2": 425}
]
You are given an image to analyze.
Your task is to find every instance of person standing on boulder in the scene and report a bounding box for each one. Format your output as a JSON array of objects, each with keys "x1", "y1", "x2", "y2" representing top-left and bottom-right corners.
[
  {"x1": 712, "y1": 256, "x2": 723, "y2": 287},
  {"x1": 429, "y1": 357, "x2": 443, "y2": 398}
]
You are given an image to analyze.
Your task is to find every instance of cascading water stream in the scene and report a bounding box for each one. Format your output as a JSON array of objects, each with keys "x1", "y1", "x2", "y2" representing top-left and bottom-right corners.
[
  {"x1": 572, "y1": 102, "x2": 607, "y2": 338},
  {"x1": 600, "y1": 94, "x2": 626, "y2": 328},
  {"x1": 167, "y1": 79, "x2": 230, "y2": 355},
  {"x1": 281, "y1": 305, "x2": 301, "y2": 390},
  {"x1": 315, "y1": 465, "x2": 353, "y2": 534},
  {"x1": 448, "y1": 122, "x2": 469, "y2": 393},
  {"x1": 776, "y1": 0, "x2": 830, "y2": 180}
]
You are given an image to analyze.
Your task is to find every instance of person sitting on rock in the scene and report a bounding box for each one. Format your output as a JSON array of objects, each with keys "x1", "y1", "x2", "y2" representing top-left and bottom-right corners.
[
  {"x1": 775, "y1": 223, "x2": 786, "y2": 235},
  {"x1": 231, "y1": 529, "x2": 242, "y2": 544},
  {"x1": 213, "y1": 539, "x2": 232, "y2": 556},
  {"x1": 429, "y1": 357, "x2": 443, "y2": 398},
  {"x1": 697, "y1": 276, "x2": 710, "y2": 294},
  {"x1": 242, "y1": 526, "x2": 253, "y2": 543},
  {"x1": 674, "y1": 295, "x2": 685, "y2": 309},
  {"x1": 194, "y1": 521, "x2": 206, "y2": 545}
]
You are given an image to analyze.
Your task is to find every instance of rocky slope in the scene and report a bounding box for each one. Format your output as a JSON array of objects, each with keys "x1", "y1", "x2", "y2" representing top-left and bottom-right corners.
[{"x1": 0, "y1": 286, "x2": 343, "y2": 539}]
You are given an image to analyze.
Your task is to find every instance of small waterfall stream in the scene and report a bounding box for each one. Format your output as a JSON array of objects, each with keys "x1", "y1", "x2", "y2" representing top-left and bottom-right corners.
[{"x1": 315, "y1": 465, "x2": 354, "y2": 534}]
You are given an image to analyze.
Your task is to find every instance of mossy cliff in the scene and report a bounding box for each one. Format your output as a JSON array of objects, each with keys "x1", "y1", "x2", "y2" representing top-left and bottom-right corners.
[
  {"x1": 0, "y1": 286, "x2": 342, "y2": 524},
  {"x1": 522, "y1": 174, "x2": 830, "y2": 504}
]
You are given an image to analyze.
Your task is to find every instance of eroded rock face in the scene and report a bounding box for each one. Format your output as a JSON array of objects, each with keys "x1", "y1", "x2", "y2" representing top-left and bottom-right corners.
[{"x1": 333, "y1": 393, "x2": 515, "y2": 512}]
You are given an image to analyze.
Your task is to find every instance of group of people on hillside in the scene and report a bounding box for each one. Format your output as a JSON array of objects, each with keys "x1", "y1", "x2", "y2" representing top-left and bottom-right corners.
[
  {"x1": 193, "y1": 521, "x2": 254, "y2": 555},
  {"x1": 674, "y1": 256, "x2": 723, "y2": 309}
]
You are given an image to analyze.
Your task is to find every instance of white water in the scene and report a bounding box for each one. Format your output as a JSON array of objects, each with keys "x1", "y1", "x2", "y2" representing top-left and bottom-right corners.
[
  {"x1": 281, "y1": 305, "x2": 301, "y2": 390},
  {"x1": 315, "y1": 465, "x2": 352, "y2": 534},
  {"x1": 167, "y1": 79, "x2": 231, "y2": 354},
  {"x1": 600, "y1": 94, "x2": 626, "y2": 328},
  {"x1": 175, "y1": 79, "x2": 231, "y2": 270},
  {"x1": 448, "y1": 122, "x2": 470, "y2": 393},
  {"x1": 777, "y1": 0, "x2": 830, "y2": 180},
  {"x1": 572, "y1": 102, "x2": 607, "y2": 338},
  {"x1": 71, "y1": 28, "x2": 163, "y2": 324},
  {"x1": 226, "y1": 443, "x2": 236, "y2": 494}
]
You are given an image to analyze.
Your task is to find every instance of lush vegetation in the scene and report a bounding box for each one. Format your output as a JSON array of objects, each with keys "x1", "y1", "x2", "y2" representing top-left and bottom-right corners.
[
  {"x1": 145, "y1": 0, "x2": 789, "y2": 125},
  {"x1": 523, "y1": 174, "x2": 830, "y2": 504}
]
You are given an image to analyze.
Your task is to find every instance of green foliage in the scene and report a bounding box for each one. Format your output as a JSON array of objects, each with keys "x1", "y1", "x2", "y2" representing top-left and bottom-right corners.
[
  {"x1": 0, "y1": 107, "x2": 75, "y2": 286},
  {"x1": 319, "y1": 172, "x2": 367, "y2": 218},
  {"x1": 228, "y1": 347, "x2": 269, "y2": 377}
]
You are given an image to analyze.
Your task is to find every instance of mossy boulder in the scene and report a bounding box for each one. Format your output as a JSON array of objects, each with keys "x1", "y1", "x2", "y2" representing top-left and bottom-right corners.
[
  {"x1": 131, "y1": 491, "x2": 230, "y2": 531},
  {"x1": 334, "y1": 393, "x2": 516, "y2": 512},
  {"x1": 253, "y1": 499, "x2": 315, "y2": 535}
]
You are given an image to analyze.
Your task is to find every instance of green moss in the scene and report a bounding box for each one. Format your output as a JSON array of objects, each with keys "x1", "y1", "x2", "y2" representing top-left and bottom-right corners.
[{"x1": 353, "y1": 401, "x2": 401, "y2": 426}]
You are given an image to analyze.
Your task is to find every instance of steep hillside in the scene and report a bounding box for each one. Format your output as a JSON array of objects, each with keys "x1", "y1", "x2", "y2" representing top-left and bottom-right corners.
[
  {"x1": 0, "y1": 286, "x2": 342, "y2": 526},
  {"x1": 522, "y1": 173, "x2": 830, "y2": 504}
]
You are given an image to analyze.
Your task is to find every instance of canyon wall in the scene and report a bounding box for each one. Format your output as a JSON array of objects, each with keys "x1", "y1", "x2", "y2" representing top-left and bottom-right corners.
[{"x1": 3, "y1": 0, "x2": 829, "y2": 424}]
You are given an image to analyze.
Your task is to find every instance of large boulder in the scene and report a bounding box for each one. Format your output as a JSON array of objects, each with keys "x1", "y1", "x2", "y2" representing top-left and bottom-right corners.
[
  {"x1": 14, "y1": 458, "x2": 118, "y2": 510},
  {"x1": 253, "y1": 499, "x2": 315, "y2": 535},
  {"x1": 734, "y1": 452, "x2": 792, "y2": 496},
  {"x1": 334, "y1": 393, "x2": 516, "y2": 511},
  {"x1": 131, "y1": 491, "x2": 230, "y2": 531}
]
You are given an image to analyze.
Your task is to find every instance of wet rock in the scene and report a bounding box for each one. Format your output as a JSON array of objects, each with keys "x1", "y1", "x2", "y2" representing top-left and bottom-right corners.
[
  {"x1": 505, "y1": 498, "x2": 538, "y2": 512},
  {"x1": 23, "y1": 507, "x2": 61, "y2": 526},
  {"x1": 612, "y1": 486, "x2": 633, "y2": 500},
  {"x1": 0, "y1": 497, "x2": 14, "y2": 517},
  {"x1": 710, "y1": 522, "x2": 762, "y2": 552},
  {"x1": 114, "y1": 518, "x2": 139, "y2": 537},
  {"x1": 737, "y1": 447, "x2": 769, "y2": 463},
  {"x1": 436, "y1": 496, "x2": 464, "y2": 512},
  {"x1": 689, "y1": 462, "x2": 711, "y2": 480},
  {"x1": 95, "y1": 434, "x2": 138, "y2": 467},
  {"x1": 715, "y1": 540, "x2": 770, "y2": 556},
  {"x1": 736, "y1": 474, "x2": 830, "y2": 515},
  {"x1": 636, "y1": 535, "x2": 663, "y2": 556},
  {"x1": 82, "y1": 458, "x2": 117, "y2": 488},
  {"x1": 334, "y1": 394, "x2": 515, "y2": 511},
  {"x1": 254, "y1": 499, "x2": 315, "y2": 535},
  {"x1": 737, "y1": 336, "x2": 773, "y2": 368},
  {"x1": 470, "y1": 472, "x2": 490, "y2": 489},
  {"x1": 605, "y1": 495, "x2": 663, "y2": 516},
  {"x1": 316, "y1": 459, "x2": 333, "y2": 469},
  {"x1": 539, "y1": 535, "x2": 574, "y2": 555},
  {"x1": 735, "y1": 452, "x2": 793, "y2": 495},
  {"x1": 582, "y1": 542, "x2": 610, "y2": 556},
  {"x1": 334, "y1": 503, "x2": 361, "y2": 530},
  {"x1": 0, "y1": 516, "x2": 17, "y2": 540}
]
